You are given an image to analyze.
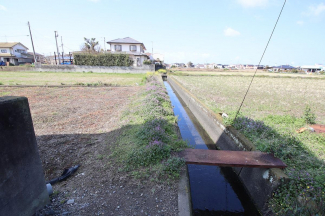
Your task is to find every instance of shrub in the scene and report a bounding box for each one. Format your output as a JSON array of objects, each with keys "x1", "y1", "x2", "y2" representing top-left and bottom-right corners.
[
  {"x1": 303, "y1": 105, "x2": 316, "y2": 124},
  {"x1": 74, "y1": 53, "x2": 133, "y2": 66},
  {"x1": 143, "y1": 60, "x2": 152, "y2": 65}
]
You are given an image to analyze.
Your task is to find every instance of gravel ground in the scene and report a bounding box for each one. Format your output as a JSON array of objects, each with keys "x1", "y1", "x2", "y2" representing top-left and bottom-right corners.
[{"x1": 1, "y1": 87, "x2": 179, "y2": 216}]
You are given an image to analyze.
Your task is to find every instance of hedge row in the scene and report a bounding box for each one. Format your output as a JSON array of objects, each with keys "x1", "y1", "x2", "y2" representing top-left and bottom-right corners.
[{"x1": 74, "y1": 53, "x2": 134, "y2": 66}]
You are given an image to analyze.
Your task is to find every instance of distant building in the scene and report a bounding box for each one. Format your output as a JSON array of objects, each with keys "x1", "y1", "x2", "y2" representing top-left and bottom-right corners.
[
  {"x1": 28, "y1": 52, "x2": 46, "y2": 64},
  {"x1": 0, "y1": 42, "x2": 33, "y2": 65},
  {"x1": 195, "y1": 64, "x2": 205, "y2": 69},
  {"x1": 301, "y1": 64, "x2": 324, "y2": 73},
  {"x1": 106, "y1": 37, "x2": 149, "y2": 67},
  {"x1": 271, "y1": 65, "x2": 296, "y2": 72},
  {"x1": 172, "y1": 63, "x2": 186, "y2": 68}
]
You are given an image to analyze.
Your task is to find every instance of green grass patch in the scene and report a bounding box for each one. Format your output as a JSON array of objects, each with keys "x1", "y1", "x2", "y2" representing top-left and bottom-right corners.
[
  {"x1": 0, "y1": 71, "x2": 146, "y2": 86},
  {"x1": 111, "y1": 75, "x2": 188, "y2": 181}
]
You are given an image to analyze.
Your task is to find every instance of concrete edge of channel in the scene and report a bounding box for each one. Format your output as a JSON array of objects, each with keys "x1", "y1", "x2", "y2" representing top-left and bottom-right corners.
[
  {"x1": 178, "y1": 167, "x2": 192, "y2": 216},
  {"x1": 168, "y1": 75, "x2": 288, "y2": 215}
]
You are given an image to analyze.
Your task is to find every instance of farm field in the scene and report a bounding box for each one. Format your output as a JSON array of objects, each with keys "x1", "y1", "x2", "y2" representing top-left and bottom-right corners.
[
  {"x1": 172, "y1": 75, "x2": 325, "y2": 124},
  {"x1": 0, "y1": 71, "x2": 145, "y2": 86},
  {"x1": 0, "y1": 84, "x2": 181, "y2": 215},
  {"x1": 172, "y1": 75, "x2": 325, "y2": 214},
  {"x1": 173, "y1": 70, "x2": 324, "y2": 78}
]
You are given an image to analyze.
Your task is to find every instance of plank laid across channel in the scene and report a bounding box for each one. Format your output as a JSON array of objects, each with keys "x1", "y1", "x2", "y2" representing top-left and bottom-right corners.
[{"x1": 179, "y1": 149, "x2": 287, "y2": 168}]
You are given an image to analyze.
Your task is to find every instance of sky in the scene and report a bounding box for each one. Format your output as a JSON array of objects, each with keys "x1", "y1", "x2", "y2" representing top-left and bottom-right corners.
[{"x1": 0, "y1": 0, "x2": 324, "y2": 66}]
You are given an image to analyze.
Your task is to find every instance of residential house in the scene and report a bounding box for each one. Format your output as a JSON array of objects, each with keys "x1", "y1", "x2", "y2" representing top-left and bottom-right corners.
[
  {"x1": 106, "y1": 37, "x2": 149, "y2": 67},
  {"x1": 0, "y1": 42, "x2": 33, "y2": 65},
  {"x1": 216, "y1": 64, "x2": 224, "y2": 69},
  {"x1": 227, "y1": 64, "x2": 237, "y2": 69},
  {"x1": 28, "y1": 52, "x2": 46, "y2": 64},
  {"x1": 272, "y1": 65, "x2": 296, "y2": 71},
  {"x1": 301, "y1": 64, "x2": 324, "y2": 73},
  {"x1": 244, "y1": 64, "x2": 254, "y2": 69},
  {"x1": 195, "y1": 64, "x2": 205, "y2": 69},
  {"x1": 236, "y1": 64, "x2": 245, "y2": 70},
  {"x1": 254, "y1": 65, "x2": 264, "y2": 69},
  {"x1": 172, "y1": 63, "x2": 186, "y2": 68}
]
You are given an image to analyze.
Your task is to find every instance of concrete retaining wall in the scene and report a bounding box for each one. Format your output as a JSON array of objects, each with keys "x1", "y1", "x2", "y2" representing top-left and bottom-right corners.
[
  {"x1": 168, "y1": 76, "x2": 287, "y2": 215},
  {"x1": 0, "y1": 96, "x2": 49, "y2": 216},
  {"x1": 0, "y1": 64, "x2": 155, "y2": 73},
  {"x1": 0, "y1": 66, "x2": 35, "y2": 72}
]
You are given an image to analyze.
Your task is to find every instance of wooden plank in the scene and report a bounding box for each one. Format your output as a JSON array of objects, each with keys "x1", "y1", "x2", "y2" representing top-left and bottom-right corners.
[{"x1": 179, "y1": 149, "x2": 287, "y2": 168}]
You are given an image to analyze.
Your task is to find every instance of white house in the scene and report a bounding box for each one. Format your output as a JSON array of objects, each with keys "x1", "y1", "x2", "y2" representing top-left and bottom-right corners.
[
  {"x1": 0, "y1": 42, "x2": 33, "y2": 65},
  {"x1": 301, "y1": 64, "x2": 324, "y2": 73},
  {"x1": 106, "y1": 37, "x2": 149, "y2": 67}
]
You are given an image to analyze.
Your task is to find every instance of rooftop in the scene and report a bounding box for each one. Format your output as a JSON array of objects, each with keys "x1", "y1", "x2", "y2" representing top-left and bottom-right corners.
[
  {"x1": 0, "y1": 42, "x2": 28, "y2": 49},
  {"x1": 106, "y1": 37, "x2": 146, "y2": 50}
]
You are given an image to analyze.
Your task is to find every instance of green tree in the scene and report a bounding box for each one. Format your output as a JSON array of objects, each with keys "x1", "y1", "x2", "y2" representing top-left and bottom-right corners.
[{"x1": 81, "y1": 38, "x2": 100, "y2": 53}]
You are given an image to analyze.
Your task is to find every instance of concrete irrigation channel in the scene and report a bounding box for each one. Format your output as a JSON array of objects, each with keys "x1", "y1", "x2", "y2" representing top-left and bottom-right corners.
[{"x1": 163, "y1": 75, "x2": 288, "y2": 215}]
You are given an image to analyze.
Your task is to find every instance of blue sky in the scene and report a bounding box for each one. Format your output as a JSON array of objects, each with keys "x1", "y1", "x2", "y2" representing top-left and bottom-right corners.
[{"x1": 0, "y1": 0, "x2": 324, "y2": 66}]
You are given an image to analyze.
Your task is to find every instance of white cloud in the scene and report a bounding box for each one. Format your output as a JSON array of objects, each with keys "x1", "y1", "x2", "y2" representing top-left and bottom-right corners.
[
  {"x1": 296, "y1": 21, "x2": 304, "y2": 25},
  {"x1": 0, "y1": 5, "x2": 7, "y2": 10},
  {"x1": 237, "y1": 0, "x2": 268, "y2": 8},
  {"x1": 304, "y1": 3, "x2": 325, "y2": 16},
  {"x1": 224, "y1": 27, "x2": 241, "y2": 37}
]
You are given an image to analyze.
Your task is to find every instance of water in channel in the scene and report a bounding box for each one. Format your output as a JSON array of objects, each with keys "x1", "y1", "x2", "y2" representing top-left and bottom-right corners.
[{"x1": 164, "y1": 81, "x2": 259, "y2": 216}]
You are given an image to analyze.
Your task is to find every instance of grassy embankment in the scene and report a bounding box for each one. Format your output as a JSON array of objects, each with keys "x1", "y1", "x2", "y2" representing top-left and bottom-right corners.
[
  {"x1": 173, "y1": 75, "x2": 325, "y2": 215},
  {"x1": 0, "y1": 71, "x2": 145, "y2": 86},
  {"x1": 110, "y1": 74, "x2": 188, "y2": 182}
]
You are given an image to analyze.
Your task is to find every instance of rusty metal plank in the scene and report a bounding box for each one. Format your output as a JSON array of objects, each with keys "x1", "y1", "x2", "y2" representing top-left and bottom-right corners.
[
  {"x1": 179, "y1": 149, "x2": 287, "y2": 168},
  {"x1": 311, "y1": 124, "x2": 325, "y2": 133}
]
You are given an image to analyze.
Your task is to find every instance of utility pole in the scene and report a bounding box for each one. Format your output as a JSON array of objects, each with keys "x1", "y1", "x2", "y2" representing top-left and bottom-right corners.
[
  {"x1": 61, "y1": 36, "x2": 64, "y2": 55},
  {"x1": 28, "y1": 21, "x2": 37, "y2": 63},
  {"x1": 54, "y1": 52, "x2": 57, "y2": 65},
  {"x1": 104, "y1": 37, "x2": 106, "y2": 53},
  {"x1": 151, "y1": 41, "x2": 153, "y2": 61},
  {"x1": 54, "y1": 31, "x2": 61, "y2": 64}
]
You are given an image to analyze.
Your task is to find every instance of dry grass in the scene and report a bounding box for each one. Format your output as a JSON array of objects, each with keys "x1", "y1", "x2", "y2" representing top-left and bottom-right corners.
[
  {"x1": 173, "y1": 70, "x2": 324, "y2": 78},
  {"x1": 0, "y1": 71, "x2": 145, "y2": 86},
  {"x1": 172, "y1": 75, "x2": 325, "y2": 124}
]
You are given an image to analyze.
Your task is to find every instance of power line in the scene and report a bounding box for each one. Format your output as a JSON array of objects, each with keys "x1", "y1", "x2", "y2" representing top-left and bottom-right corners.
[{"x1": 233, "y1": 0, "x2": 287, "y2": 122}]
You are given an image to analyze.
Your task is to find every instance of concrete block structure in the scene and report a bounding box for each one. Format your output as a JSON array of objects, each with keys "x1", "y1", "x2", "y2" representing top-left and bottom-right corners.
[{"x1": 0, "y1": 96, "x2": 49, "y2": 216}]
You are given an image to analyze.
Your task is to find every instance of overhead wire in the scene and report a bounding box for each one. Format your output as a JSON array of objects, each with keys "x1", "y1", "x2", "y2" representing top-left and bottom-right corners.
[{"x1": 233, "y1": 0, "x2": 287, "y2": 122}]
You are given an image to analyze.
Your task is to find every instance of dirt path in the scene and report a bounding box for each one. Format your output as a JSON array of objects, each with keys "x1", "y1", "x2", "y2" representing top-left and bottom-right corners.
[{"x1": 1, "y1": 87, "x2": 179, "y2": 216}]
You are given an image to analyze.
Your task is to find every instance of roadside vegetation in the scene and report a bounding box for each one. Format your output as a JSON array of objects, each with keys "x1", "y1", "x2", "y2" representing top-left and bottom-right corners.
[
  {"x1": 0, "y1": 71, "x2": 145, "y2": 86},
  {"x1": 172, "y1": 75, "x2": 325, "y2": 215},
  {"x1": 111, "y1": 74, "x2": 188, "y2": 182}
]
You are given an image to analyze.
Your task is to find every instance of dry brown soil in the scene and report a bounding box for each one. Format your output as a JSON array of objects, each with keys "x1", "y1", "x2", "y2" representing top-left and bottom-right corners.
[{"x1": 0, "y1": 87, "x2": 179, "y2": 216}]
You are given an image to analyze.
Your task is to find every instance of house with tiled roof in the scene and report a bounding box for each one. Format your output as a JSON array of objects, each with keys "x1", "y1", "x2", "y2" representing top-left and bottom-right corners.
[
  {"x1": 0, "y1": 42, "x2": 33, "y2": 65},
  {"x1": 106, "y1": 37, "x2": 149, "y2": 67}
]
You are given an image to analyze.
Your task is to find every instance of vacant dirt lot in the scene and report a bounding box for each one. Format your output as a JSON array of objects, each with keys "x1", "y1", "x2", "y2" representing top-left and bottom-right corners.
[{"x1": 1, "y1": 87, "x2": 179, "y2": 216}]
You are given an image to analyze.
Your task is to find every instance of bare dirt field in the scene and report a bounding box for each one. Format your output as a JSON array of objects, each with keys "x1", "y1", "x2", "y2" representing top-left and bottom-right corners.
[{"x1": 1, "y1": 86, "x2": 179, "y2": 216}]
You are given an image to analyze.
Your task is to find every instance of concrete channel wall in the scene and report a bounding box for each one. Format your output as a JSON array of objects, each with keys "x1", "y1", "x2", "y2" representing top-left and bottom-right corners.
[
  {"x1": 168, "y1": 76, "x2": 287, "y2": 215},
  {"x1": 0, "y1": 64, "x2": 154, "y2": 73}
]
